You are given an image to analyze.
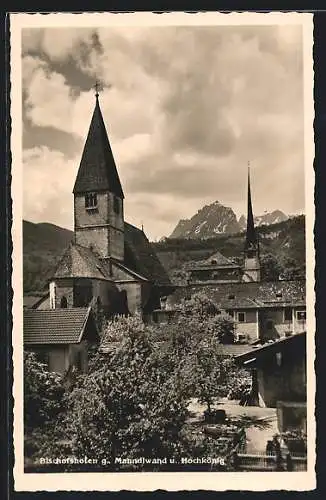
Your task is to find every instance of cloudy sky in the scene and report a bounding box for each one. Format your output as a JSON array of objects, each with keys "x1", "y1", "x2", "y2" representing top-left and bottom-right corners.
[{"x1": 21, "y1": 20, "x2": 306, "y2": 240}]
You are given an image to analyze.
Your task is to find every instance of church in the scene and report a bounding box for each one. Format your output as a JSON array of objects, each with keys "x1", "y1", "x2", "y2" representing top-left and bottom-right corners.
[
  {"x1": 48, "y1": 90, "x2": 173, "y2": 320},
  {"x1": 23, "y1": 90, "x2": 173, "y2": 374}
]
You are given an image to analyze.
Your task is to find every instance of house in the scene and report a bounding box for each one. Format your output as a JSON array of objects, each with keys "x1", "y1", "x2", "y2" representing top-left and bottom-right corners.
[
  {"x1": 235, "y1": 331, "x2": 307, "y2": 432},
  {"x1": 187, "y1": 251, "x2": 242, "y2": 285},
  {"x1": 23, "y1": 307, "x2": 99, "y2": 375},
  {"x1": 43, "y1": 89, "x2": 172, "y2": 320},
  {"x1": 160, "y1": 168, "x2": 306, "y2": 343},
  {"x1": 168, "y1": 279, "x2": 306, "y2": 342}
]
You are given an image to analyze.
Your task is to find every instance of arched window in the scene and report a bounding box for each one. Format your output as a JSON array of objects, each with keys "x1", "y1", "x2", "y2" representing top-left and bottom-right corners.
[{"x1": 60, "y1": 296, "x2": 68, "y2": 308}]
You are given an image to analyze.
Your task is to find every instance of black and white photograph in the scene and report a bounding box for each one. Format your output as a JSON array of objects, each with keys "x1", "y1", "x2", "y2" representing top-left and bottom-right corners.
[{"x1": 11, "y1": 12, "x2": 315, "y2": 491}]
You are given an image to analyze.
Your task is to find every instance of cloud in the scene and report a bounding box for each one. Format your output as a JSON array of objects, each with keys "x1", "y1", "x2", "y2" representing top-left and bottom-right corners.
[
  {"x1": 21, "y1": 24, "x2": 306, "y2": 239},
  {"x1": 23, "y1": 146, "x2": 77, "y2": 229}
]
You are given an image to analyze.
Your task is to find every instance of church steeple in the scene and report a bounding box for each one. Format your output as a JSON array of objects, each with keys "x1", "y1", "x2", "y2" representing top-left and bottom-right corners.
[
  {"x1": 243, "y1": 165, "x2": 261, "y2": 282},
  {"x1": 73, "y1": 90, "x2": 124, "y2": 198},
  {"x1": 73, "y1": 89, "x2": 125, "y2": 261},
  {"x1": 245, "y1": 166, "x2": 258, "y2": 252}
]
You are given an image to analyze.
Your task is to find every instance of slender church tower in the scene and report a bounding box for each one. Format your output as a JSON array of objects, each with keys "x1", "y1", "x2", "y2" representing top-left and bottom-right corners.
[
  {"x1": 73, "y1": 87, "x2": 125, "y2": 261},
  {"x1": 243, "y1": 167, "x2": 261, "y2": 282}
]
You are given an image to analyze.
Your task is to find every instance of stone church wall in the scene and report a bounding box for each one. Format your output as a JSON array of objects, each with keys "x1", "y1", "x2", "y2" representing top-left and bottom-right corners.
[
  {"x1": 75, "y1": 227, "x2": 109, "y2": 259},
  {"x1": 116, "y1": 282, "x2": 142, "y2": 314}
]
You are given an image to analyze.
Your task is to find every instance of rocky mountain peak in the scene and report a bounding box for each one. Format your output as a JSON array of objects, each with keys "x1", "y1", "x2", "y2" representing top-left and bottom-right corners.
[{"x1": 170, "y1": 202, "x2": 289, "y2": 239}]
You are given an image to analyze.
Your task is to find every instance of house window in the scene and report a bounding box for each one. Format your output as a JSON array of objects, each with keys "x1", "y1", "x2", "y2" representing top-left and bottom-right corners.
[
  {"x1": 237, "y1": 312, "x2": 246, "y2": 323},
  {"x1": 85, "y1": 193, "x2": 97, "y2": 210},
  {"x1": 113, "y1": 196, "x2": 120, "y2": 214},
  {"x1": 296, "y1": 310, "x2": 306, "y2": 321},
  {"x1": 228, "y1": 294, "x2": 235, "y2": 300},
  {"x1": 60, "y1": 296, "x2": 68, "y2": 308},
  {"x1": 284, "y1": 307, "x2": 292, "y2": 321}
]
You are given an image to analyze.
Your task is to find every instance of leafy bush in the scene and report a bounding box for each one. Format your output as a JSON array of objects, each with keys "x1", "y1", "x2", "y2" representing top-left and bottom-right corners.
[{"x1": 24, "y1": 352, "x2": 65, "y2": 430}]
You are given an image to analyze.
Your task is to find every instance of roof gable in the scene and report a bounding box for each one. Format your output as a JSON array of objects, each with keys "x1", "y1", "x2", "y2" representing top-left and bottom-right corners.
[
  {"x1": 73, "y1": 96, "x2": 124, "y2": 198},
  {"x1": 24, "y1": 307, "x2": 99, "y2": 344}
]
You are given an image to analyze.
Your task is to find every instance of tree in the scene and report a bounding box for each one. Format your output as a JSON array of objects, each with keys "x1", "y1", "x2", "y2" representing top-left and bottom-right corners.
[
  {"x1": 192, "y1": 340, "x2": 233, "y2": 417},
  {"x1": 208, "y1": 313, "x2": 235, "y2": 344},
  {"x1": 180, "y1": 290, "x2": 218, "y2": 319},
  {"x1": 58, "y1": 315, "x2": 189, "y2": 470},
  {"x1": 24, "y1": 352, "x2": 66, "y2": 464},
  {"x1": 261, "y1": 253, "x2": 283, "y2": 281},
  {"x1": 24, "y1": 352, "x2": 65, "y2": 430}
]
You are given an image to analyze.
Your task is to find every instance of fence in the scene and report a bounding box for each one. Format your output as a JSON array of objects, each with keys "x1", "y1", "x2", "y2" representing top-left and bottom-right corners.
[{"x1": 231, "y1": 450, "x2": 307, "y2": 472}]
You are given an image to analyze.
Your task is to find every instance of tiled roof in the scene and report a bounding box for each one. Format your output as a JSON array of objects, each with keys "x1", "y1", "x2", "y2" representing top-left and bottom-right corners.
[
  {"x1": 188, "y1": 251, "x2": 239, "y2": 270},
  {"x1": 73, "y1": 96, "x2": 124, "y2": 198},
  {"x1": 235, "y1": 331, "x2": 306, "y2": 364},
  {"x1": 111, "y1": 259, "x2": 149, "y2": 282},
  {"x1": 53, "y1": 243, "x2": 112, "y2": 280},
  {"x1": 214, "y1": 344, "x2": 257, "y2": 356},
  {"x1": 169, "y1": 280, "x2": 306, "y2": 310},
  {"x1": 24, "y1": 307, "x2": 96, "y2": 344},
  {"x1": 123, "y1": 222, "x2": 172, "y2": 287}
]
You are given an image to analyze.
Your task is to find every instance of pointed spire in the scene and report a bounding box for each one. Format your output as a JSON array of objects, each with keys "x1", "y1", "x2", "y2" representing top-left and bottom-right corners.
[
  {"x1": 73, "y1": 90, "x2": 124, "y2": 198},
  {"x1": 245, "y1": 164, "x2": 258, "y2": 250}
]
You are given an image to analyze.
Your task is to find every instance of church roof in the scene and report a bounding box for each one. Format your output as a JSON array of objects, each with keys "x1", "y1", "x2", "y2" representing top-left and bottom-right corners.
[
  {"x1": 24, "y1": 307, "x2": 99, "y2": 344},
  {"x1": 169, "y1": 279, "x2": 306, "y2": 310},
  {"x1": 73, "y1": 96, "x2": 124, "y2": 198},
  {"x1": 53, "y1": 243, "x2": 112, "y2": 280},
  {"x1": 123, "y1": 222, "x2": 172, "y2": 287},
  {"x1": 52, "y1": 226, "x2": 171, "y2": 287}
]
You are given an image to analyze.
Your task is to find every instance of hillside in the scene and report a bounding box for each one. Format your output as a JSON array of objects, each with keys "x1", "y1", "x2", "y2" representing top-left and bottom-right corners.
[
  {"x1": 155, "y1": 215, "x2": 306, "y2": 285},
  {"x1": 169, "y1": 200, "x2": 289, "y2": 239},
  {"x1": 23, "y1": 215, "x2": 305, "y2": 294},
  {"x1": 23, "y1": 221, "x2": 73, "y2": 293}
]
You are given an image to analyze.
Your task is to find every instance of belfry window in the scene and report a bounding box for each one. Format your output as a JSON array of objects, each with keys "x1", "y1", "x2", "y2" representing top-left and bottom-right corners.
[{"x1": 85, "y1": 193, "x2": 97, "y2": 210}]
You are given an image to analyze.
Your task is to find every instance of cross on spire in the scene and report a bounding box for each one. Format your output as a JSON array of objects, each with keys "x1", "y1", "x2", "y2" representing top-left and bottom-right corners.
[{"x1": 94, "y1": 80, "x2": 102, "y2": 98}]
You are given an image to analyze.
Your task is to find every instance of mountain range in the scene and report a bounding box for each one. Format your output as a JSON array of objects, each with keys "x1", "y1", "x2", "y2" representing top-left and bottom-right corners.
[
  {"x1": 23, "y1": 211, "x2": 305, "y2": 294},
  {"x1": 169, "y1": 201, "x2": 289, "y2": 239}
]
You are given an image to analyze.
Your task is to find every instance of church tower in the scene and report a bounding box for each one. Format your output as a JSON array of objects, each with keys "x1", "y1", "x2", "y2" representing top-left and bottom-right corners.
[
  {"x1": 243, "y1": 168, "x2": 261, "y2": 282},
  {"x1": 73, "y1": 89, "x2": 125, "y2": 261}
]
